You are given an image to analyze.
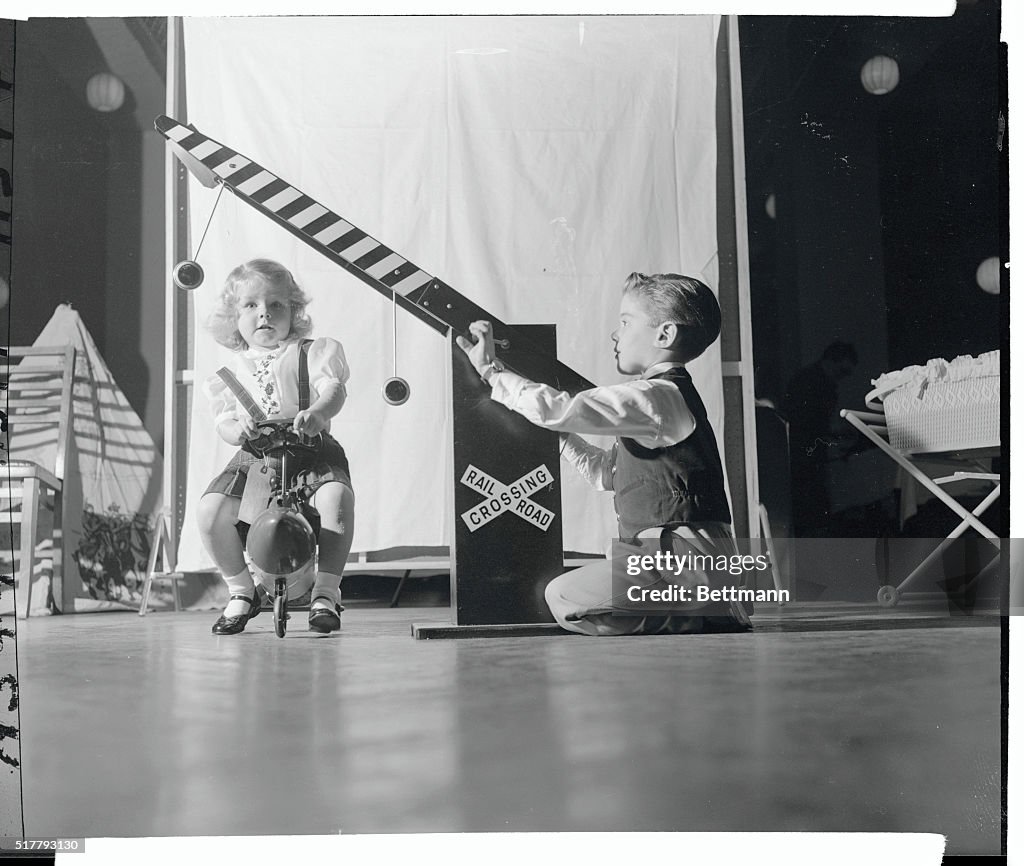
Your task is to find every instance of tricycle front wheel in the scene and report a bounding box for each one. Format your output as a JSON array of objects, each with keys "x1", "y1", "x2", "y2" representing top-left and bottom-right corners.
[{"x1": 274, "y1": 578, "x2": 289, "y2": 638}]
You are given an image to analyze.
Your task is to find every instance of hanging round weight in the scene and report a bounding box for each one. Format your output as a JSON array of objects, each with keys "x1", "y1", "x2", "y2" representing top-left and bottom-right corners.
[
  {"x1": 172, "y1": 260, "x2": 205, "y2": 290},
  {"x1": 382, "y1": 377, "x2": 410, "y2": 406}
]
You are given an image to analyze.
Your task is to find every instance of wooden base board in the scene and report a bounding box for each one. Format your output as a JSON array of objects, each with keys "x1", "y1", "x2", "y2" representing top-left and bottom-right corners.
[
  {"x1": 750, "y1": 614, "x2": 1000, "y2": 633},
  {"x1": 411, "y1": 611, "x2": 1002, "y2": 639},
  {"x1": 412, "y1": 621, "x2": 567, "y2": 639}
]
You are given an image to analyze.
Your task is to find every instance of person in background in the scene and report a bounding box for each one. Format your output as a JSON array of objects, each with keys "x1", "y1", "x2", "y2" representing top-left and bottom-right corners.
[{"x1": 781, "y1": 340, "x2": 858, "y2": 537}]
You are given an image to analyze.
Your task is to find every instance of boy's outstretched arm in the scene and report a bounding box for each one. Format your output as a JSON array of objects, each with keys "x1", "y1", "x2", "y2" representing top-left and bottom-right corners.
[
  {"x1": 456, "y1": 323, "x2": 614, "y2": 489},
  {"x1": 456, "y1": 320, "x2": 695, "y2": 448}
]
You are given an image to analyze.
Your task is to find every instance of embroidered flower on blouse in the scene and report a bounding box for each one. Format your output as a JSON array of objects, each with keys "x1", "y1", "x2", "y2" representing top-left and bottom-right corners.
[{"x1": 253, "y1": 352, "x2": 280, "y2": 416}]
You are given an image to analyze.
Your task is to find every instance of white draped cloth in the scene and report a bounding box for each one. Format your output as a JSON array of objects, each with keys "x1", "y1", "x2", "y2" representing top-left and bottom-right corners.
[
  {"x1": 176, "y1": 15, "x2": 725, "y2": 568},
  {"x1": 6, "y1": 305, "x2": 163, "y2": 614}
]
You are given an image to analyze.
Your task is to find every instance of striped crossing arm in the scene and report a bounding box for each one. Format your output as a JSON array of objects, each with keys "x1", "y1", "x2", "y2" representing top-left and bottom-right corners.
[{"x1": 156, "y1": 115, "x2": 594, "y2": 394}]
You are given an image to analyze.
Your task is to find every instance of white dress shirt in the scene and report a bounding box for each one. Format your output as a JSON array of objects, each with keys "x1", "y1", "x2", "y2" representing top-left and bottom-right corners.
[{"x1": 488, "y1": 361, "x2": 695, "y2": 491}]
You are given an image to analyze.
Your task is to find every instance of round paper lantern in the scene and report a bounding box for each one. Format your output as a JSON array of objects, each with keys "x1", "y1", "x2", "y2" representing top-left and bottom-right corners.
[
  {"x1": 86, "y1": 72, "x2": 125, "y2": 112},
  {"x1": 765, "y1": 193, "x2": 777, "y2": 220},
  {"x1": 860, "y1": 56, "x2": 900, "y2": 95},
  {"x1": 975, "y1": 256, "x2": 1001, "y2": 294}
]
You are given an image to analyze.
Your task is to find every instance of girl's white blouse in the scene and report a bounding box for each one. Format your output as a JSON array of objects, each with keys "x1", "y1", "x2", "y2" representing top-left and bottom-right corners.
[{"x1": 203, "y1": 337, "x2": 349, "y2": 432}]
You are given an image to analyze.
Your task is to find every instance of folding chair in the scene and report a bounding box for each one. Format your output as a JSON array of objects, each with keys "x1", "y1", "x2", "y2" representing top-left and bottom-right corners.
[
  {"x1": 840, "y1": 404, "x2": 1000, "y2": 607},
  {"x1": 2, "y1": 346, "x2": 76, "y2": 617}
]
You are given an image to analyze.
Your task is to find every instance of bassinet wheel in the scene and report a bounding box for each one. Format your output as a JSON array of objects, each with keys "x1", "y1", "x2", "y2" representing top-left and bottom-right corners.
[
  {"x1": 274, "y1": 579, "x2": 289, "y2": 638},
  {"x1": 877, "y1": 585, "x2": 900, "y2": 608}
]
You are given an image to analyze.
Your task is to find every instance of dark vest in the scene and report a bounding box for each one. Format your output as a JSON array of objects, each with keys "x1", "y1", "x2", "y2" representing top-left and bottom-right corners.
[{"x1": 612, "y1": 366, "x2": 732, "y2": 539}]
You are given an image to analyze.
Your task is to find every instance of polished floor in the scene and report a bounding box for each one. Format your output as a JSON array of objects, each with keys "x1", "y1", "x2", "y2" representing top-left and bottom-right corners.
[{"x1": 15, "y1": 602, "x2": 1004, "y2": 854}]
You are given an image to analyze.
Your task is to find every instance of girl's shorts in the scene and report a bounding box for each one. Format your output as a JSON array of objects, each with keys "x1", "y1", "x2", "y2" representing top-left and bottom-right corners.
[{"x1": 203, "y1": 433, "x2": 352, "y2": 500}]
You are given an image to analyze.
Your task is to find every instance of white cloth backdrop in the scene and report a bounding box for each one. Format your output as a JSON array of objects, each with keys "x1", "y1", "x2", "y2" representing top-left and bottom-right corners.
[{"x1": 176, "y1": 15, "x2": 726, "y2": 569}]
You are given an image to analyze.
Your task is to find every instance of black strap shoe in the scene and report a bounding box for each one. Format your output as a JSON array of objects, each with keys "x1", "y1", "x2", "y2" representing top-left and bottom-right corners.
[
  {"x1": 211, "y1": 593, "x2": 262, "y2": 636},
  {"x1": 308, "y1": 597, "x2": 343, "y2": 633}
]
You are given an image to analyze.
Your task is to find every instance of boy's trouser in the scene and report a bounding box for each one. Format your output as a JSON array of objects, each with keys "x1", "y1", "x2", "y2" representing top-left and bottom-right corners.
[{"x1": 543, "y1": 522, "x2": 753, "y2": 636}]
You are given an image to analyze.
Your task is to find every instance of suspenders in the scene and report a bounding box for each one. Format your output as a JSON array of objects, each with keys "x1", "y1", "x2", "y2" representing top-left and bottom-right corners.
[
  {"x1": 216, "y1": 339, "x2": 313, "y2": 420},
  {"x1": 215, "y1": 368, "x2": 268, "y2": 422},
  {"x1": 296, "y1": 339, "x2": 311, "y2": 413}
]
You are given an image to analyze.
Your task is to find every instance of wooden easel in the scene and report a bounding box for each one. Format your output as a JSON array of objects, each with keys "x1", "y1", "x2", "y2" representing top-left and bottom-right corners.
[{"x1": 139, "y1": 511, "x2": 182, "y2": 615}]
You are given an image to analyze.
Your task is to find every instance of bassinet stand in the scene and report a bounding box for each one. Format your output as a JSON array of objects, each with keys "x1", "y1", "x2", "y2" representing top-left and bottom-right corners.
[{"x1": 839, "y1": 407, "x2": 1000, "y2": 607}]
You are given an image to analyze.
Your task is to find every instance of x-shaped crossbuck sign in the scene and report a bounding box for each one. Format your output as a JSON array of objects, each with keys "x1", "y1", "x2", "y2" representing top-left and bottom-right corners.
[{"x1": 460, "y1": 464, "x2": 555, "y2": 532}]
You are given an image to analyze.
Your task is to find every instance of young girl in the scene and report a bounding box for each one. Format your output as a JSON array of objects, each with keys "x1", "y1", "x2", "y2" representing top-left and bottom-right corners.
[{"x1": 198, "y1": 259, "x2": 355, "y2": 635}]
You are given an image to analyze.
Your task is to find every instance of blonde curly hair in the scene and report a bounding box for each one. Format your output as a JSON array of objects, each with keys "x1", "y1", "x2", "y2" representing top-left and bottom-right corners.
[{"x1": 207, "y1": 259, "x2": 314, "y2": 351}]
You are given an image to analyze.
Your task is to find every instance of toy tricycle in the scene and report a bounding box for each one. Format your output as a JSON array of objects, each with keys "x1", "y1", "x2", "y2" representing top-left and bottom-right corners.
[{"x1": 240, "y1": 419, "x2": 323, "y2": 638}]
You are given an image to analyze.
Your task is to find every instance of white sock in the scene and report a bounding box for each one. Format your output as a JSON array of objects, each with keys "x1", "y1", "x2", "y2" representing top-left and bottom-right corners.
[
  {"x1": 223, "y1": 568, "x2": 256, "y2": 617},
  {"x1": 311, "y1": 573, "x2": 342, "y2": 611}
]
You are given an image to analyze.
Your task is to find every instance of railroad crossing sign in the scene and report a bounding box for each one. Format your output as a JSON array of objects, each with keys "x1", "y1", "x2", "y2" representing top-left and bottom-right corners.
[
  {"x1": 449, "y1": 328, "x2": 563, "y2": 626},
  {"x1": 460, "y1": 464, "x2": 555, "y2": 532}
]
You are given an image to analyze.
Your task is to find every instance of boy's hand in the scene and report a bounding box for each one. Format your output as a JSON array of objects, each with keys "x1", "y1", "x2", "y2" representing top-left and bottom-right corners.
[
  {"x1": 456, "y1": 320, "x2": 497, "y2": 377},
  {"x1": 293, "y1": 409, "x2": 327, "y2": 437}
]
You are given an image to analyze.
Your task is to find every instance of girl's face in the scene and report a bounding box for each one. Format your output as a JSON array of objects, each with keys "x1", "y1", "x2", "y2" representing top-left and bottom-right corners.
[{"x1": 237, "y1": 278, "x2": 292, "y2": 349}]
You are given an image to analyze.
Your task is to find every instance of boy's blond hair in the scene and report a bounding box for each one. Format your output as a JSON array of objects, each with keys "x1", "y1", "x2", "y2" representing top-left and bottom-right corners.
[{"x1": 624, "y1": 272, "x2": 721, "y2": 362}]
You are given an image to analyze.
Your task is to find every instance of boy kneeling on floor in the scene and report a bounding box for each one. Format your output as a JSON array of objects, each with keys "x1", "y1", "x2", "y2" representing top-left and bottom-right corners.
[{"x1": 458, "y1": 272, "x2": 753, "y2": 636}]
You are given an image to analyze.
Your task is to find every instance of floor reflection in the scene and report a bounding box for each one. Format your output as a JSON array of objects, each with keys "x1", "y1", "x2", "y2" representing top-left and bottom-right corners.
[{"x1": 17, "y1": 608, "x2": 1002, "y2": 853}]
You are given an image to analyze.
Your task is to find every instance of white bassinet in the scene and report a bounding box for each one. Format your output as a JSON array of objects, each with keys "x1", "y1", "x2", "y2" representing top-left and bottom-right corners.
[
  {"x1": 864, "y1": 351, "x2": 1000, "y2": 454},
  {"x1": 840, "y1": 351, "x2": 1002, "y2": 607}
]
